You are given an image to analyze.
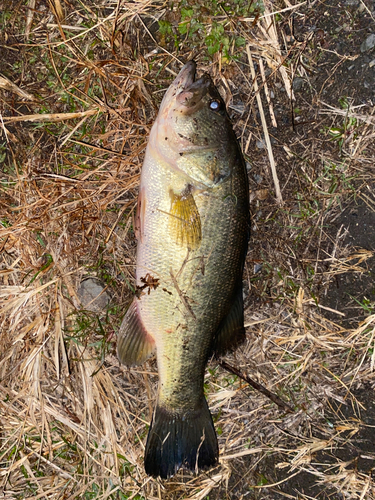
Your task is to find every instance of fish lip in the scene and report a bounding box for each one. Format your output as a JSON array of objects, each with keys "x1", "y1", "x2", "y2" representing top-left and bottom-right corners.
[
  {"x1": 176, "y1": 73, "x2": 211, "y2": 107},
  {"x1": 172, "y1": 62, "x2": 212, "y2": 102},
  {"x1": 158, "y1": 61, "x2": 197, "y2": 111},
  {"x1": 172, "y1": 60, "x2": 197, "y2": 90}
]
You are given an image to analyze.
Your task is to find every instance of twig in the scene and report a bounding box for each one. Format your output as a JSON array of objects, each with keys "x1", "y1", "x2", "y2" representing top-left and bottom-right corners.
[
  {"x1": 259, "y1": 58, "x2": 277, "y2": 128},
  {"x1": 242, "y1": 2, "x2": 307, "y2": 22},
  {"x1": 1, "y1": 108, "x2": 102, "y2": 123},
  {"x1": 260, "y1": 1, "x2": 294, "y2": 101},
  {"x1": 220, "y1": 360, "x2": 294, "y2": 413},
  {"x1": 319, "y1": 101, "x2": 375, "y2": 125},
  {"x1": 247, "y1": 46, "x2": 283, "y2": 204},
  {"x1": 169, "y1": 269, "x2": 196, "y2": 319},
  {"x1": 0, "y1": 75, "x2": 36, "y2": 100}
]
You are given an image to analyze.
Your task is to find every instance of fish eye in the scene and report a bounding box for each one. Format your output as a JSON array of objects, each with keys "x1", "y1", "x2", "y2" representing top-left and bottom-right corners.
[{"x1": 209, "y1": 100, "x2": 221, "y2": 111}]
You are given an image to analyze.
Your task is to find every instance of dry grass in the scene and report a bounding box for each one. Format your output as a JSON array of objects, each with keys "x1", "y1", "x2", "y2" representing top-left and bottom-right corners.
[{"x1": 1, "y1": 0, "x2": 375, "y2": 498}]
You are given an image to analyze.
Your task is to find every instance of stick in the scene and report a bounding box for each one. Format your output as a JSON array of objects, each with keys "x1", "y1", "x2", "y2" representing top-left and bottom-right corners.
[
  {"x1": 247, "y1": 46, "x2": 283, "y2": 204},
  {"x1": 259, "y1": 58, "x2": 277, "y2": 128},
  {"x1": 169, "y1": 269, "x2": 196, "y2": 319},
  {"x1": 220, "y1": 360, "x2": 294, "y2": 413},
  {"x1": 1, "y1": 108, "x2": 101, "y2": 123}
]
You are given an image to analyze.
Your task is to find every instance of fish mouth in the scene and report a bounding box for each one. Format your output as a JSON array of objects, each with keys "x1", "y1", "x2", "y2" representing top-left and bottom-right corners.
[
  {"x1": 172, "y1": 61, "x2": 211, "y2": 109},
  {"x1": 172, "y1": 60, "x2": 197, "y2": 90}
]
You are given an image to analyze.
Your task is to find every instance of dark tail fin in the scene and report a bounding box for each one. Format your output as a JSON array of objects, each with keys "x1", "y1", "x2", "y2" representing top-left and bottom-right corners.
[{"x1": 144, "y1": 397, "x2": 218, "y2": 479}]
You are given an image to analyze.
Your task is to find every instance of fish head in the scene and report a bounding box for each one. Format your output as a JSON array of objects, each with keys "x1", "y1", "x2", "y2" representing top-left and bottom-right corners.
[{"x1": 152, "y1": 61, "x2": 232, "y2": 162}]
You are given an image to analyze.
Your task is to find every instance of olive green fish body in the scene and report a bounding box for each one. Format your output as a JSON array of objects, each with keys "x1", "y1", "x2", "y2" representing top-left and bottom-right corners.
[{"x1": 117, "y1": 61, "x2": 249, "y2": 478}]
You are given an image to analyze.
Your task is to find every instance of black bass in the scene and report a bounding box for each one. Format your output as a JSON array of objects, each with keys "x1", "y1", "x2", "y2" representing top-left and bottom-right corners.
[{"x1": 117, "y1": 61, "x2": 250, "y2": 478}]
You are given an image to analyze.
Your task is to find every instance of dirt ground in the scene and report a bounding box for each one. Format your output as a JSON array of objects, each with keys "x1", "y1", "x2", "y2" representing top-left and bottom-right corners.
[
  {"x1": 247, "y1": 1, "x2": 375, "y2": 498},
  {"x1": 1, "y1": 0, "x2": 375, "y2": 499},
  {"x1": 219, "y1": 1, "x2": 375, "y2": 498}
]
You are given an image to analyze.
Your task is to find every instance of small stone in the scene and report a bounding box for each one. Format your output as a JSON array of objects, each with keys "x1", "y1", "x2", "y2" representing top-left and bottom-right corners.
[
  {"x1": 254, "y1": 263, "x2": 263, "y2": 274},
  {"x1": 360, "y1": 33, "x2": 375, "y2": 52},
  {"x1": 292, "y1": 77, "x2": 305, "y2": 92},
  {"x1": 77, "y1": 277, "x2": 112, "y2": 313},
  {"x1": 256, "y1": 139, "x2": 266, "y2": 149}
]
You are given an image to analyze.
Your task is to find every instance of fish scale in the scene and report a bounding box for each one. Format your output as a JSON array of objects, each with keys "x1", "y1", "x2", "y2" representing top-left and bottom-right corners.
[{"x1": 117, "y1": 60, "x2": 250, "y2": 478}]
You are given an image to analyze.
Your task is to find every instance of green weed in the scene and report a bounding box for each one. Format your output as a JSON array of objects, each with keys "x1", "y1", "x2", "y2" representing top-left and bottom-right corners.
[
  {"x1": 313, "y1": 161, "x2": 356, "y2": 210},
  {"x1": 348, "y1": 294, "x2": 374, "y2": 315},
  {"x1": 157, "y1": 0, "x2": 263, "y2": 60},
  {"x1": 324, "y1": 97, "x2": 359, "y2": 154},
  {"x1": 65, "y1": 309, "x2": 116, "y2": 364}
]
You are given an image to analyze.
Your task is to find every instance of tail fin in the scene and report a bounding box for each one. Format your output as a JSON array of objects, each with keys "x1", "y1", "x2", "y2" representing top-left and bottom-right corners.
[{"x1": 144, "y1": 397, "x2": 218, "y2": 479}]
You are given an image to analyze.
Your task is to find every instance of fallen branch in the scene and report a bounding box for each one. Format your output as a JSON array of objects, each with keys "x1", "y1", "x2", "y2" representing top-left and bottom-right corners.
[
  {"x1": 1, "y1": 108, "x2": 102, "y2": 123},
  {"x1": 220, "y1": 360, "x2": 294, "y2": 413}
]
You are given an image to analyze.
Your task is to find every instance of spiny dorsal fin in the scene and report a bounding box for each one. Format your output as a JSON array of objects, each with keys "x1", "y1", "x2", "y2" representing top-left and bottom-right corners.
[
  {"x1": 169, "y1": 185, "x2": 201, "y2": 250},
  {"x1": 117, "y1": 299, "x2": 155, "y2": 366}
]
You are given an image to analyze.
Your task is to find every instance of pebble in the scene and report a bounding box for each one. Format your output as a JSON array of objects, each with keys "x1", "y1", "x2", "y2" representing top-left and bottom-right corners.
[
  {"x1": 77, "y1": 277, "x2": 112, "y2": 313},
  {"x1": 254, "y1": 263, "x2": 263, "y2": 274},
  {"x1": 360, "y1": 33, "x2": 375, "y2": 52},
  {"x1": 292, "y1": 77, "x2": 305, "y2": 92}
]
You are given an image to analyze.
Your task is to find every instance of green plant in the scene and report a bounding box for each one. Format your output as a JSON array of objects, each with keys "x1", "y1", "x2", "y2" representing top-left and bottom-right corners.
[
  {"x1": 312, "y1": 161, "x2": 356, "y2": 210},
  {"x1": 325, "y1": 97, "x2": 359, "y2": 153},
  {"x1": 348, "y1": 295, "x2": 374, "y2": 315},
  {"x1": 157, "y1": 0, "x2": 263, "y2": 60},
  {"x1": 64, "y1": 309, "x2": 116, "y2": 365}
]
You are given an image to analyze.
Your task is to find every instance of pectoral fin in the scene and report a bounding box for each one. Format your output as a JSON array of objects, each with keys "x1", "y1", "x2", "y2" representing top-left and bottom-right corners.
[
  {"x1": 212, "y1": 284, "x2": 246, "y2": 356},
  {"x1": 117, "y1": 299, "x2": 155, "y2": 366},
  {"x1": 169, "y1": 185, "x2": 201, "y2": 249}
]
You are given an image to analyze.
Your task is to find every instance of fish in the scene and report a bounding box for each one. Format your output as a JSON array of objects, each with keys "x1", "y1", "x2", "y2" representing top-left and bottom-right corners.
[{"x1": 117, "y1": 60, "x2": 250, "y2": 479}]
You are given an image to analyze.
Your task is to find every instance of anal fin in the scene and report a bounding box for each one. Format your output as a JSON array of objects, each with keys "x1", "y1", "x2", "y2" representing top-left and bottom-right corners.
[
  {"x1": 212, "y1": 284, "x2": 246, "y2": 356},
  {"x1": 169, "y1": 185, "x2": 201, "y2": 249},
  {"x1": 117, "y1": 299, "x2": 155, "y2": 366}
]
